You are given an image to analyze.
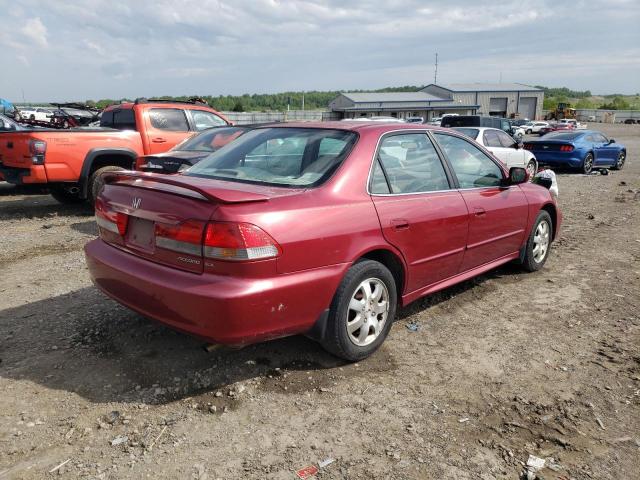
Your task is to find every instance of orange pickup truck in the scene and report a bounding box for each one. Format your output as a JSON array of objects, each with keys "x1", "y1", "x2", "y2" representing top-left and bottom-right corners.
[{"x1": 0, "y1": 99, "x2": 229, "y2": 203}]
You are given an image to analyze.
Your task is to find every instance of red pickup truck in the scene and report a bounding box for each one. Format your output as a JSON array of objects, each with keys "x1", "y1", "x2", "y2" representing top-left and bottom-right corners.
[{"x1": 0, "y1": 99, "x2": 229, "y2": 204}]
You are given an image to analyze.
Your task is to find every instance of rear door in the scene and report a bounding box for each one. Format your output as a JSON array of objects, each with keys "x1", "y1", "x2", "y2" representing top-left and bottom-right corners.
[
  {"x1": 145, "y1": 108, "x2": 192, "y2": 154},
  {"x1": 433, "y1": 132, "x2": 529, "y2": 272},
  {"x1": 370, "y1": 132, "x2": 468, "y2": 293}
]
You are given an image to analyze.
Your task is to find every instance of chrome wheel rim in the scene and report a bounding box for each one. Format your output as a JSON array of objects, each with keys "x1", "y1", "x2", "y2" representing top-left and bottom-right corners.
[
  {"x1": 526, "y1": 161, "x2": 536, "y2": 181},
  {"x1": 584, "y1": 154, "x2": 593, "y2": 173},
  {"x1": 532, "y1": 220, "x2": 550, "y2": 263},
  {"x1": 346, "y1": 278, "x2": 389, "y2": 347},
  {"x1": 617, "y1": 152, "x2": 625, "y2": 168}
]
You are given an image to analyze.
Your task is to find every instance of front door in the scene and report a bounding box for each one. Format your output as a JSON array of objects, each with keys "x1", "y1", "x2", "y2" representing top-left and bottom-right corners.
[
  {"x1": 433, "y1": 132, "x2": 529, "y2": 272},
  {"x1": 591, "y1": 132, "x2": 617, "y2": 165},
  {"x1": 370, "y1": 132, "x2": 468, "y2": 294}
]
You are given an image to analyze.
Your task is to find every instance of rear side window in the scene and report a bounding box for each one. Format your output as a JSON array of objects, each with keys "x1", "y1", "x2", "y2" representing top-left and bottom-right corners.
[
  {"x1": 496, "y1": 130, "x2": 517, "y2": 148},
  {"x1": 434, "y1": 133, "x2": 503, "y2": 188},
  {"x1": 372, "y1": 133, "x2": 450, "y2": 194},
  {"x1": 149, "y1": 108, "x2": 189, "y2": 131},
  {"x1": 100, "y1": 109, "x2": 137, "y2": 130},
  {"x1": 190, "y1": 110, "x2": 227, "y2": 131}
]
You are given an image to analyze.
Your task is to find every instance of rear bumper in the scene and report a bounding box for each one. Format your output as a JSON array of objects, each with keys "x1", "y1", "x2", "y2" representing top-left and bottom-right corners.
[
  {"x1": 84, "y1": 239, "x2": 348, "y2": 345},
  {"x1": 531, "y1": 152, "x2": 583, "y2": 168},
  {"x1": 0, "y1": 164, "x2": 48, "y2": 184}
]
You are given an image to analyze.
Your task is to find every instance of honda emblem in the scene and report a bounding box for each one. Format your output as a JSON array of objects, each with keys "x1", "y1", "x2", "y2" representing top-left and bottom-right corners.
[{"x1": 132, "y1": 197, "x2": 142, "y2": 209}]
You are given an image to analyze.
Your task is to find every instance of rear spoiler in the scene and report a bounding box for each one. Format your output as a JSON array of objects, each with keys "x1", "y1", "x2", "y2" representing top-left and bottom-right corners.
[{"x1": 102, "y1": 171, "x2": 270, "y2": 204}]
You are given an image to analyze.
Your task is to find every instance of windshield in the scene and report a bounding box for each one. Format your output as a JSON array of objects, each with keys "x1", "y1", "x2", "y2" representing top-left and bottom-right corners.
[
  {"x1": 177, "y1": 126, "x2": 247, "y2": 152},
  {"x1": 452, "y1": 127, "x2": 479, "y2": 139},
  {"x1": 185, "y1": 127, "x2": 357, "y2": 188}
]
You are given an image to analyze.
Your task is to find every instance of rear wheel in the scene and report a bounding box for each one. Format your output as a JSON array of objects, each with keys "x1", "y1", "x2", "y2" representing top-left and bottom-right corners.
[
  {"x1": 521, "y1": 211, "x2": 552, "y2": 272},
  {"x1": 89, "y1": 165, "x2": 125, "y2": 206},
  {"x1": 611, "y1": 151, "x2": 626, "y2": 170},
  {"x1": 321, "y1": 260, "x2": 397, "y2": 361},
  {"x1": 582, "y1": 152, "x2": 594, "y2": 174},
  {"x1": 49, "y1": 184, "x2": 84, "y2": 204}
]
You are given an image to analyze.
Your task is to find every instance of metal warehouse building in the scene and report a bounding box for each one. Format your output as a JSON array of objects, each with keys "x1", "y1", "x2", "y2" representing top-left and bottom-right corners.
[{"x1": 329, "y1": 83, "x2": 544, "y2": 121}]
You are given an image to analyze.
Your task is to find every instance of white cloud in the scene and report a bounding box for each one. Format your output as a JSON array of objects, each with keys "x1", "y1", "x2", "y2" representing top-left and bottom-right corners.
[
  {"x1": 20, "y1": 17, "x2": 48, "y2": 48},
  {"x1": 0, "y1": 0, "x2": 637, "y2": 101}
]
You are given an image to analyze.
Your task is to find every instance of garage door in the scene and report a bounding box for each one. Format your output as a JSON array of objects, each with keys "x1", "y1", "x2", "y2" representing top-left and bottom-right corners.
[
  {"x1": 519, "y1": 97, "x2": 537, "y2": 120},
  {"x1": 489, "y1": 97, "x2": 508, "y2": 116}
]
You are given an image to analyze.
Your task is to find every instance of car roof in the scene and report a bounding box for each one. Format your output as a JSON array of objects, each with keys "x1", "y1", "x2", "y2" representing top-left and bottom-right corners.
[{"x1": 262, "y1": 121, "x2": 452, "y2": 134}]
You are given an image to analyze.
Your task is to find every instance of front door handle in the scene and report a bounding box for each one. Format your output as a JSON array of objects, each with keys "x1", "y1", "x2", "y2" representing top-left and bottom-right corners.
[
  {"x1": 474, "y1": 207, "x2": 486, "y2": 217},
  {"x1": 391, "y1": 218, "x2": 409, "y2": 230},
  {"x1": 152, "y1": 137, "x2": 167, "y2": 143}
]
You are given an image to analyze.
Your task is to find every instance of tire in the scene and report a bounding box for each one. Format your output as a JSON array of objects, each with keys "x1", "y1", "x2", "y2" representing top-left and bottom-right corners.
[
  {"x1": 50, "y1": 184, "x2": 84, "y2": 204},
  {"x1": 321, "y1": 260, "x2": 397, "y2": 361},
  {"x1": 582, "y1": 152, "x2": 594, "y2": 174},
  {"x1": 525, "y1": 159, "x2": 537, "y2": 181},
  {"x1": 62, "y1": 119, "x2": 69, "y2": 128},
  {"x1": 29, "y1": 114, "x2": 35, "y2": 121},
  {"x1": 88, "y1": 165, "x2": 125, "y2": 205},
  {"x1": 526, "y1": 129, "x2": 532, "y2": 134},
  {"x1": 521, "y1": 211, "x2": 552, "y2": 272},
  {"x1": 611, "y1": 151, "x2": 626, "y2": 170}
]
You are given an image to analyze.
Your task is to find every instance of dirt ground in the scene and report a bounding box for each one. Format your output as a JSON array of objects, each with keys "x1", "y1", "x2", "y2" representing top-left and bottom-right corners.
[{"x1": 1, "y1": 124, "x2": 639, "y2": 480}]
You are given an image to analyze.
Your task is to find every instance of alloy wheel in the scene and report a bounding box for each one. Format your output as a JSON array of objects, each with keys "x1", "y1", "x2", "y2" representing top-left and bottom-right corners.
[
  {"x1": 616, "y1": 151, "x2": 626, "y2": 169},
  {"x1": 532, "y1": 220, "x2": 550, "y2": 263},
  {"x1": 583, "y1": 153, "x2": 593, "y2": 174},
  {"x1": 346, "y1": 278, "x2": 389, "y2": 347}
]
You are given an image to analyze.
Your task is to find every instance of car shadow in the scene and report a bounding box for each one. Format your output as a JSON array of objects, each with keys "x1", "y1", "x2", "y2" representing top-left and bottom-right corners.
[
  {"x1": 70, "y1": 219, "x2": 98, "y2": 236},
  {"x1": 0, "y1": 192, "x2": 93, "y2": 220},
  {"x1": 0, "y1": 287, "x2": 353, "y2": 406},
  {"x1": 0, "y1": 263, "x2": 519, "y2": 406}
]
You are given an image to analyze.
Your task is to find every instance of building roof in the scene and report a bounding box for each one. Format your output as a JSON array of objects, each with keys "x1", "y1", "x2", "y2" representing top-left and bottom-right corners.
[
  {"x1": 426, "y1": 83, "x2": 542, "y2": 92},
  {"x1": 339, "y1": 91, "x2": 449, "y2": 103}
]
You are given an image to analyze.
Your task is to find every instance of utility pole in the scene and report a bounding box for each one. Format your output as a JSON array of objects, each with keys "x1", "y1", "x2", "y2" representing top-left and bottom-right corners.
[
  {"x1": 302, "y1": 93, "x2": 305, "y2": 111},
  {"x1": 434, "y1": 53, "x2": 438, "y2": 84}
]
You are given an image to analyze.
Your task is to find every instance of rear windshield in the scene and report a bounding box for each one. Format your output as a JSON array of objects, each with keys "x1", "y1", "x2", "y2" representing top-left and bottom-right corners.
[
  {"x1": 100, "y1": 108, "x2": 137, "y2": 130},
  {"x1": 177, "y1": 126, "x2": 247, "y2": 152},
  {"x1": 452, "y1": 128, "x2": 479, "y2": 139},
  {"x1": 185, "y1": 128, "x2": 357, "y2": 188},
  {"x1": 543, "y1": 132, "x2": 583, "y2": 140}
]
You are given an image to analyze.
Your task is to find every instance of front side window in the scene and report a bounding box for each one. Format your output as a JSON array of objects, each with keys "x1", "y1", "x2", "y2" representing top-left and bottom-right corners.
[
  {"x1": 496, "y1": 130, "x2": 517, "y2": 148},
  {"x1": 372, "y1": 133, "x2": 450, "y2": 194},
  {"x1": 186, "y1": 128, "x2": 357, "y2": 188},
  {"x1": 434, "y1": 133, "x2": 504, "y2": 188},
  {"x1": 483, "y1": 130, "x2": 502, "y2": 148},
  {"x1": 190, "y1": 110, "x2": 227, "y2": 131},
  {"x1": 149, "y1": 108, "x2": 189, "y2": 131}
]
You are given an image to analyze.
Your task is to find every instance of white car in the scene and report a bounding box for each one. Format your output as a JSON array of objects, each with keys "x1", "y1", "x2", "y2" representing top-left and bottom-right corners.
[
  {"x1": 452, "y1": 126, "x2": 537, "y2": 178},
  {"x1": 19, "y1": 107, "x2": 53, "y2": 122},
  {"x1": 523, "y1": 121, "x2": 549, "y2": 134},
  {"x1": 558, "y1": 118, "x2": 587, "y2": 129}
]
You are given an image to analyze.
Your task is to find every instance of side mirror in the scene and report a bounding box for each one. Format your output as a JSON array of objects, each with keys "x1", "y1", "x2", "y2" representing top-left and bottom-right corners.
[
  {"x1": 608, "y1": 138, "x2": 615, "y2": 144},
  {"x1": 506, "y1": 167, "x2": 527, "y2": 185}
]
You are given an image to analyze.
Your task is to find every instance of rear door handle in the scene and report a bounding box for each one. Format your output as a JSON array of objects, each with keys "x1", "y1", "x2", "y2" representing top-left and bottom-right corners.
[
  {"x1": 474, "y1": 207, "x2": 486, "y2": 217},
  {"x1": 152, "y1": 137, "x2": 167, "y2": 143},
  {"x1": 391, "y1": 218, "x2": 409, "y2": 230}
]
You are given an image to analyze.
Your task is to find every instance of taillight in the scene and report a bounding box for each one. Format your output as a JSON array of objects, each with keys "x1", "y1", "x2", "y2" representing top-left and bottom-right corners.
[
  {"x1": 29, "y1": 140, "x2": 46, "y2": 165},
  {"x1": 95, "y1": 198, "x2": 128, "y2": 236},
  {"x1": 155, "y1": 220, "x2": 205, "y2": 256},
  {"x1": 203, "y1": 222, "x2": 280, "y2": 261},
  {"x1": 559, "y1": 145, "x2": 574, "y2": 152},
  {"x1": 523, "y1": 143, "x2": 533, "y2": 150}
]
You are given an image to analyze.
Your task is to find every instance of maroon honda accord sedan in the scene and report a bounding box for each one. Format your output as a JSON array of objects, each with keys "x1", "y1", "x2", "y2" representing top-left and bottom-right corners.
[{"x1": 85, "y1": 122, "x2": 561, "y2": 361}]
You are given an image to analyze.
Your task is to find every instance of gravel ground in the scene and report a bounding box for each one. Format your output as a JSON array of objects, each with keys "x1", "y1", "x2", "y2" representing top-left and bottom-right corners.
[{"x1": 0, "y1": 124, "x2": 639, "y2": 480}]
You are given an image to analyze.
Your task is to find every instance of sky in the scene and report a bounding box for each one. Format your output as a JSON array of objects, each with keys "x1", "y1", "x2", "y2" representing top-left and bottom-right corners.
[{"x1": 0, "y1": 0, "x2": 639, "y2": 103}]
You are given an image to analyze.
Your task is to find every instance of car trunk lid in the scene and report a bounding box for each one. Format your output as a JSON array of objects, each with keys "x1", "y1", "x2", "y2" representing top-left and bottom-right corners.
[{"x1": 96, "y1": 171, "x2": 291, "y2": 273}]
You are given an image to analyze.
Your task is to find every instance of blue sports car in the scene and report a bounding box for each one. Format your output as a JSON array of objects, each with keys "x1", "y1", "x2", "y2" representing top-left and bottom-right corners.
[{"x1": 524, "y1": 130, "x2": 626, "y2": 174}]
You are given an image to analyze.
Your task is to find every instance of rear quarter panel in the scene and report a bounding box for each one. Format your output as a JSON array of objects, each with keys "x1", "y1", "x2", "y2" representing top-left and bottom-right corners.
[{"x1": 1, "y1": 130, "x2": 144, "y2": 181}]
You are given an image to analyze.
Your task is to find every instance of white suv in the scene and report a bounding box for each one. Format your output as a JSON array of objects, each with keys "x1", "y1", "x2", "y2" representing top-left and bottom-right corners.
[
  {"x1": 523, "y1": 121, "x2": 549, "y2": 134},
  {"x1": 20, "y1": 107, "x2": 53, "y2": 122}
]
